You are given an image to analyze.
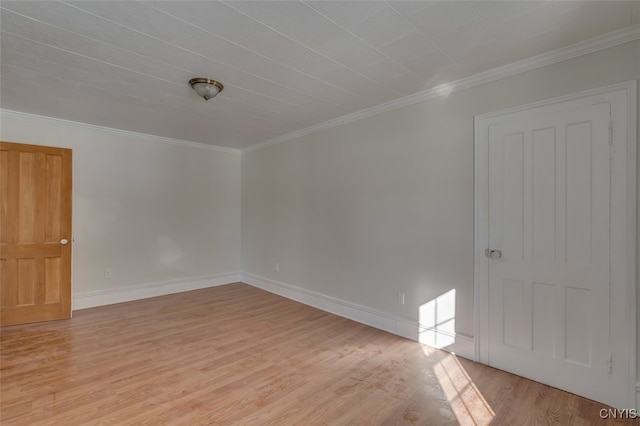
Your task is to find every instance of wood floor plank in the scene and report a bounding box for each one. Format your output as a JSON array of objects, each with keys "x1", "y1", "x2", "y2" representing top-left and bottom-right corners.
[{"x1": 1, "y1": 283, "x2": 636, "y2": 425}]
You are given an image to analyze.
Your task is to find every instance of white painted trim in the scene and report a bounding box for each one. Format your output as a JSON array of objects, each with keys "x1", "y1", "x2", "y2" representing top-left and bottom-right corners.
[
  {"x1": 243, "y1": 25, "x2": 639, "y2": 153},
  {"x1": 472, "y1": 81, "x2": 637, "y2": 121},
  {"x1": 0, "y1": 109, "x2": 240, "y2": 154},
  {"x1": 474, "y1": 81, "x2": 636, "y2": 409},
  {"x1": 72, "y1": 272, "x2": 242, "y2": 310},
  {"x1": 473, "y1": 111, "x2": 491, "y2": 365},
  {"x1": 622, "y1": 79, "x2": 637, "y2": 412},
  {"x1": 242, "y1": 273, "x2": 475, "y2": 360}
]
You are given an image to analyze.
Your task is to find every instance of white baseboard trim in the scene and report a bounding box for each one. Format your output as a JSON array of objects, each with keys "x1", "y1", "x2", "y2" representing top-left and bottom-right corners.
[
  {"x1": 417, "y1": 325, "x2": 475, "y2": 361},
  {"x1": 73, "y1": 272, "x2": 242, "y2": 310},
  {"x1": 242, "y1": 273, "x2": 475, "y2": 360}
]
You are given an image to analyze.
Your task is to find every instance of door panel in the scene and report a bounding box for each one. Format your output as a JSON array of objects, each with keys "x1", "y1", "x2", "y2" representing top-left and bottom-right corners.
[
  {"x1": 0, "y1": 141, "x2": 72, "y2": 326},
  {"x1": 486, "y1": 103, "x2": 611, "y2": 404}
]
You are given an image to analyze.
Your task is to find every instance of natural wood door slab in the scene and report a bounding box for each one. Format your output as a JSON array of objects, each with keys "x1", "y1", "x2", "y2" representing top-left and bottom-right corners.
[{"x1": 1, "y1": 141, "x2": 72, "y2": 326}]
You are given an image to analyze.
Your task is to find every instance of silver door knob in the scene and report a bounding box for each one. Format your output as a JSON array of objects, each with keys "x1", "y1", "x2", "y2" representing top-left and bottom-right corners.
[
  {"x1": 60, "y1": 239, "x2": 69, "y2": 245},
  {"x1": 485, "y1": 248, "x2": 502, "y2": 259}
]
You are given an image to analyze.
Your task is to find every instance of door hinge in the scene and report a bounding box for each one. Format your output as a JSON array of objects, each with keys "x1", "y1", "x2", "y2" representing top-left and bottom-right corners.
[
  {"x1": 607, "y1": 355, "x2": 613, "y2": 374},
  {"x1": 609, "y1": 122, "x2": 613, "y2": 145}
]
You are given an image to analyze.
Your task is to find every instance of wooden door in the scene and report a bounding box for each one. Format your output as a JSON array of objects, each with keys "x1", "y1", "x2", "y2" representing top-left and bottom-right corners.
[
  {"x1": 0, "y1": 141, "x2": 72, "y2": 326},
  {"x1": 485, "y1": 101, "x2": 612, "y2": 404}
]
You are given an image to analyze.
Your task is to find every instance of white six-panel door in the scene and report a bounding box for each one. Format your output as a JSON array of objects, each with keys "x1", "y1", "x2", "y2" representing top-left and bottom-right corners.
[
  {"x1": 475, "y1": 82, "x2": 636, "y2": 408},
  {"x1": 488, "y1": 102, "x2": 611, "y2": 403}
]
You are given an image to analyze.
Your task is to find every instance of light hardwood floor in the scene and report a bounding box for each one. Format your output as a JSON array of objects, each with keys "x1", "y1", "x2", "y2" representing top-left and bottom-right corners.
[{"x1": 1, "y1": 283, "x2": 636, "y2": 425}]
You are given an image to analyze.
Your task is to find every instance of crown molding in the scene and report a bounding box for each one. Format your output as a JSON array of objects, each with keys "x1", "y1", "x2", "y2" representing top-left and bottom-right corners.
[
  {"x1": 0, "y1": 109, "x2": 241, "y2": 154},
  {"x1": 243, "y1": 24, "x2": 640, "y2": 154}
]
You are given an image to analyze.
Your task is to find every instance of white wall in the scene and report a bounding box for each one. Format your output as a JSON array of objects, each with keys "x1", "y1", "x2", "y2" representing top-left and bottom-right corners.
[
  {"x1": 1, "y1": 112, "x2": 242, "y2": 308},
  {"x1": 242, "y1": 41, "x2": 639, "y2": 350}
]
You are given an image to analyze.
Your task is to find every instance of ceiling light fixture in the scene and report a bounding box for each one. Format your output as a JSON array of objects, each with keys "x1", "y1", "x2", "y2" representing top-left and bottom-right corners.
[{"x1": 189, "y1": 78, "x2": 224, "y2": 101}]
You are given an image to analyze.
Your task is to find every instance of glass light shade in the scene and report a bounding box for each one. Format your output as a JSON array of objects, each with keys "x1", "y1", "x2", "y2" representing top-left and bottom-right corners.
[{"x1": 189, "y1": 78, "x2": 224, "y2": 101}]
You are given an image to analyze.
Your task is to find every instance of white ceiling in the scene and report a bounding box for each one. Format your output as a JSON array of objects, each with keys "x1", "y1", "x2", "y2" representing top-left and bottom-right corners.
[{"x1": 1, "y1": 1, "x2": 638, "y2": 150}]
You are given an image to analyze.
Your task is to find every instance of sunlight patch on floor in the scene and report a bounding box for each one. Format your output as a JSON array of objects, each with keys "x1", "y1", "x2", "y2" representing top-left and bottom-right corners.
[{"x1": 432, "y1": 352, "x2": 495, "y2": 426}]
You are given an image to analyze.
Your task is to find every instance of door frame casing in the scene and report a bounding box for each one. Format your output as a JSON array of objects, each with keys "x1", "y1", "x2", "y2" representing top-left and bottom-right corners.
[{"x1": 473, "y1": 81, "x2": 637, "y2": 409}]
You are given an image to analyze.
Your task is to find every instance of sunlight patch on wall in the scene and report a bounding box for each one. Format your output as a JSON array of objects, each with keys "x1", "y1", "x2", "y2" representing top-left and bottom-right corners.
[{"x1": 419, "y1": 289, "x2": 456, "y2": 348}]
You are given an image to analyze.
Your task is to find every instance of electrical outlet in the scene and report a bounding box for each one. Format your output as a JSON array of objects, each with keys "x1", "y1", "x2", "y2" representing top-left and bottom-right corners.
[
  {"x1": 104, "y1": 268, "x2": 112, "y2": 279},
  {"x1": 397, "y1": 292, "x2": 405, "y2": 305}
]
